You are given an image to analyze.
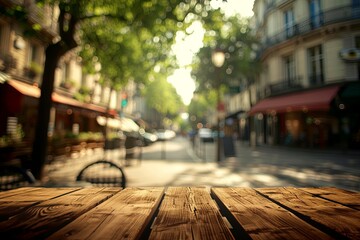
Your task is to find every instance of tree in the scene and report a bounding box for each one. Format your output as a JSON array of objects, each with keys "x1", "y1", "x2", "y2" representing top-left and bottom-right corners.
[
  {"x1": 188, "y1": 92, "x2": 217, "y2": 127},
  {"x1": 144, "y1": 77, "x2": 184, "y2": 121},
  {"x1": 3, "y1": 0, "x2": 228, "y2": 179},
  {"x1": 192, "y1": 14, "x2": 260, "y2": 93}
]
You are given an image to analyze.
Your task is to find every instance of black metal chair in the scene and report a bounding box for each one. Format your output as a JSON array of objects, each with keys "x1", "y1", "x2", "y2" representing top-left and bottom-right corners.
[
  {"x1": 0, "y1": 165, "x2": 36, "y2": 191},
  {"x1": 76, "y1": 160, "x2": 126, "y2": 188}
]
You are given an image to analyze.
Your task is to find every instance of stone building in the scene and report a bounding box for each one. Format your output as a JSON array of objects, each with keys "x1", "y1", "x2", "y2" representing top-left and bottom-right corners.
[
  {"x1": 228, "y1": 0, "x2": 360, "y2": 149},
  {"x1": 247, "y1": 0, "x2": 360, "y2": 149}
]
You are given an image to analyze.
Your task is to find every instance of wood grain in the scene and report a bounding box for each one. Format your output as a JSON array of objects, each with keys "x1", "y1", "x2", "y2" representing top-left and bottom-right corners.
[
  {"x1": 257, "y1": 187, "x2": 360, "y2": 239},
  {"x1": 0, "y1": 187, "x2": 39, "y2": 199},
  {"x1": 48, "y1": 187, "x2": 164, "y2": 240},
  {"x1": 301, "y1": 187, "x2": 360, "y2": 210},
  {"x1": 0, "y1": 187, "x2": 80, "y2": 221},
  {"x1": 0, "y1": 187, "x2": 120, "y2": 239},
  {"x1": 0, "y1": 187, "x2": 357, "y2": 240},
  {"x1": 212, "y1": 187, "x2": 332, "y2": 240},
  {"x1": 149, "y1": 187, "x2": 234, "y2": 240}
]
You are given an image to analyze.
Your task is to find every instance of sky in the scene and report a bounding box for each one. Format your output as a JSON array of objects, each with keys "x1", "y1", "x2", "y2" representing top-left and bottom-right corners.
[{"x1": 168, "y1": 0, "x2": 255, "y2": 105}]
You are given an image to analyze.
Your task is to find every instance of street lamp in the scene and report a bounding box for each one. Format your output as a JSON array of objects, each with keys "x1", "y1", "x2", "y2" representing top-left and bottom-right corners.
[
  {"x1": 212, "y1": 48, "x2": 225, "y2": 162},
  {"x1": 212, "y1": 49, "x2": 225, "y2": 68}
]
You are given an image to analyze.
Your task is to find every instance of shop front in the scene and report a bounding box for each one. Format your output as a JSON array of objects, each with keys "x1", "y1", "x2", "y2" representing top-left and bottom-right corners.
[
  {"x1": 0, "y1": 79, "x2": 109, "y2": 151},
  {"x1": 249, "y1": 84, "x2": 343, "y2": 149}
]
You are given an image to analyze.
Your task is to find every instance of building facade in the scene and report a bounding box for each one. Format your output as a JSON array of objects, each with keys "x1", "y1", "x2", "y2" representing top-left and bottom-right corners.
[
  {"x1": 0, "y1": 0, "x2": 126, "y2": 148},
  {"x1": 246, "y1": 0, "x2": 360, "y2": 149}
]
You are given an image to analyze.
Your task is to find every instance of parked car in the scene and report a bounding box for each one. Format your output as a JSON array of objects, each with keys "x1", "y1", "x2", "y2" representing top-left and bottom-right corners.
[
  {"x1": 141, "y1": 131, "x2": 158, "y2": 146},
  {"x1": 156, "y1": 129, "x2": 176, "y2": 141},
  {"x1": 198, "y1": 128, "x2": 214, "y2": 142}
]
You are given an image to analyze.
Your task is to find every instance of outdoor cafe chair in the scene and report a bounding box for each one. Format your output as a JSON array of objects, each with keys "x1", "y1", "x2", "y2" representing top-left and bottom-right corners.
[
  {"x1": 76, "y1": 160, "x2": 126, "y2": 188},
  {"x1": 0, "y1": 165, "x2": 36, "y2": 191}
]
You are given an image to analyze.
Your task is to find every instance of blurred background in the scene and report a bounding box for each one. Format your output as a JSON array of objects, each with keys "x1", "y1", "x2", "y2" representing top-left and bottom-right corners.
[{"x1": 0, "y1": 0, "x2": 359, "y2": 191}]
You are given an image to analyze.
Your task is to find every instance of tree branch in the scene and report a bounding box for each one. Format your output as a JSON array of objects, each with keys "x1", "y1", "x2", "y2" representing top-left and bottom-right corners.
[{"x1": 79, "y1": 13, "x2": 127, "y2": 22}]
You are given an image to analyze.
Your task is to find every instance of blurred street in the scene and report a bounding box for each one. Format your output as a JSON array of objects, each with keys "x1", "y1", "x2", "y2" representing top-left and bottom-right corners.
[{"x1": 44, "y1": 136, "x2": 360, "y2": 192}]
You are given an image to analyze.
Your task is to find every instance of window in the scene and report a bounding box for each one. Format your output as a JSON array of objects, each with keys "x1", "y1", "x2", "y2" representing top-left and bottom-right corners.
[
  {"x1": 27, "y1": 44, "x2": 38, "y2": 64},
  {"x1": 284, "y1": 8, "x2": 294, "y2": 38},
  {"x1": 284, "y1": 54, "x2": 295, "y2": 83},
  {"x1": 62, "y1": 62, "x2": 70, "y2": 84},
  {"x1": 308, "y1": 45, "x2": 324, "y2": 85},
  {"x1": 354, "y1": 0, "x2": 360, "y2": 18},
  {"x1": 356, "y1": 36, "x2": 360, "y2": 80},
  {"x1": 309, "y1": 0, "x2": 322, "y2": 29},
  {"x1": 353, "y1": 0, "x2": 360, "y2": 7}
]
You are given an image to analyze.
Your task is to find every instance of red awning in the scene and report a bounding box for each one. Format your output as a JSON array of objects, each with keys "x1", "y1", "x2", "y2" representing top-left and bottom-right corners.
[
  {"x1": 7, "y1": 79, "x2": 41, "y2": 98},
  {"x1": 249, "y1": 85, "x2": 341, "y2": 115},
  {"x1": 6, "y1": 79, "x2": 106, "y2": 114},
  {"x1": 52, "y1": 93, "x2": 106, "y2": 113}
]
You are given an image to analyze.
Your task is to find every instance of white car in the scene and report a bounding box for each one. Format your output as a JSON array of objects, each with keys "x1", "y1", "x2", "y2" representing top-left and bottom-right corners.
[{"x1": 156, "y1": 129, "x2": 176, "y2": 141}]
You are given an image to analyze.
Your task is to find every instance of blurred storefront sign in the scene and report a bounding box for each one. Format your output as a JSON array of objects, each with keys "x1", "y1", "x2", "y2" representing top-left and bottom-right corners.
[{"x1": 339, "y1": 48, "x2": 360, "y2": 62}]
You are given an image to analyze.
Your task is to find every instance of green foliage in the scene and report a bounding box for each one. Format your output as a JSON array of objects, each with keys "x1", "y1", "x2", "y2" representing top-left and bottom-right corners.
[
  {"x1": 76, "y1": 0, "x2": 205, "y2": 92},
  {"x1": 29, "y1": 61, "x2": 43, "y2": 75},
  {"x1": 74, "y1": 86, "x2": 92, "y2": 102},
  {"x1": 188, "y1": 92, "x2": 217, "y2": 122},
  {"x1": 0, "y1": 5, "x2": 42, "y2": 37},
  {"x1": 0, "y1": 124, "x2": 24, "y2": 146},
  {"x1": 77, "y1": 132, "x2": 104, "y2": 141},
  {"x1": 144, "y1": 77, "x2": 184, "y2": 116},
  {"x1": 192, "y1": 14, "x2": 261, "y2": 94}
]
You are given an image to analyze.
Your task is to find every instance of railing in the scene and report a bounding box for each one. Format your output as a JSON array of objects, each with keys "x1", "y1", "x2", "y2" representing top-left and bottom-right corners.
[
  {"x1": 27, "y1": 4, "x2": 58, "y2": 37},
  {"x1": 261, "y1": 5, "x2": 360, "y2": 52},
  {"x1": 264, "y1": 76, "x2": 303, "y2": 97},
  {"x1": 2, "y1": 0, "x2": 58, "y2": 37},
  {"x1": 264, "y1": 0, "x2": 276, "y2": 13},
  {"x1": 265, "y1": 0, "x2": 292, "y2": 12}
]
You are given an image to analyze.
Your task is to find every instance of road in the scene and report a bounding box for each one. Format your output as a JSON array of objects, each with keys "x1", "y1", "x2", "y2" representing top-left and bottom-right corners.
[
  {"x1": 44, "y1": 136, "x2": 360, "y2": 191},
  {"x1": 126, "y1": 136, "x2": 360, "y2": 191}
]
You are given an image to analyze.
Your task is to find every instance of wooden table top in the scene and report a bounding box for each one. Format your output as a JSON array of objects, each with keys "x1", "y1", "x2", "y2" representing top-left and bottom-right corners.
[{"x1": 0, "y1": 187, "x2": 358, "y2": 239}]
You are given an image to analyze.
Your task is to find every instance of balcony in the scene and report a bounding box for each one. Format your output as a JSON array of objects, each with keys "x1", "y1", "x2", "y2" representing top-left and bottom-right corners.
[
  {"x1": 265, "y1": 76, "x2": 303, "y2": 97},
  {"x1": 1, "y1": 0, "x2": 58, "y2": 38},
  {"x1": 261, "y1": 5, "x2": 360, "y2": 53},
  {"x1": 27, "y1": 4, "x2": 58, "y2": 37},
  {"x1": 265, "y1": 0, "x2": 295, "y2": 14}
]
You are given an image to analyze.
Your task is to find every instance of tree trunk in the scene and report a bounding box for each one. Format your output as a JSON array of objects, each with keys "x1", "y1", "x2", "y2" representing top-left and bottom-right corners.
[{"x1": 31, "y1": 44, "x2": 63, "y2": 180}]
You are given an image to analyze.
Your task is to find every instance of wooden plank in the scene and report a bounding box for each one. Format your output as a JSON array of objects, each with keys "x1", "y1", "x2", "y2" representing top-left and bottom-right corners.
[
  {"x1": 48, "y1": 187, "x2": 164, "y2": 240},
  {"x1": 257, "y1": 187, "x2": 360, "y2": 239},
  {"x1": 212, "y1": 187, "x2": 332, "y2": 240},
  {"x1": 301, "y1": 187, "x2": 360, "y2": 210},
  {"x1": 0, "y1": 187, "x2": 120, "y2": 239},
  {"x1": 0, "y1": 187, "x2": 39, "y2": 199},
  {"x1": 0, "y1": 187, "x2": 80, "y2": 221},
  {"x1": 149, "y1": 187, "x2": 234, "y2": 240}
]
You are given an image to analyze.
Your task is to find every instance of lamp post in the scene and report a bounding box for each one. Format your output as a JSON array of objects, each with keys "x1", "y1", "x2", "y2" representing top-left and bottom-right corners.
[{"x1": 212, "y1": 48, "x2": 225, "y2": 162}]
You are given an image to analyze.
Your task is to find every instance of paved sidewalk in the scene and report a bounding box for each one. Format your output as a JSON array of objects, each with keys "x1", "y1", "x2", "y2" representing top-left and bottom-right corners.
[{"x1": 43, "y1": 137, "x2": 360, "y2": 191}]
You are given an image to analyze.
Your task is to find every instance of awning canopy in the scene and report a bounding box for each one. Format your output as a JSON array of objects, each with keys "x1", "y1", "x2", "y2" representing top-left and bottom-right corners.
[
  {"x1": 7, "y1": 78, "x2": 41, "y2": 98},
  {"x1": 249, "y1": 85, "x2": 341, "y2": 115},
  {"x1": 52, "y1": 93, "x2": 106, "y2": 113},
  {"x1": 6, "y1": 79, "x2": 106, "y2": 114}
]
